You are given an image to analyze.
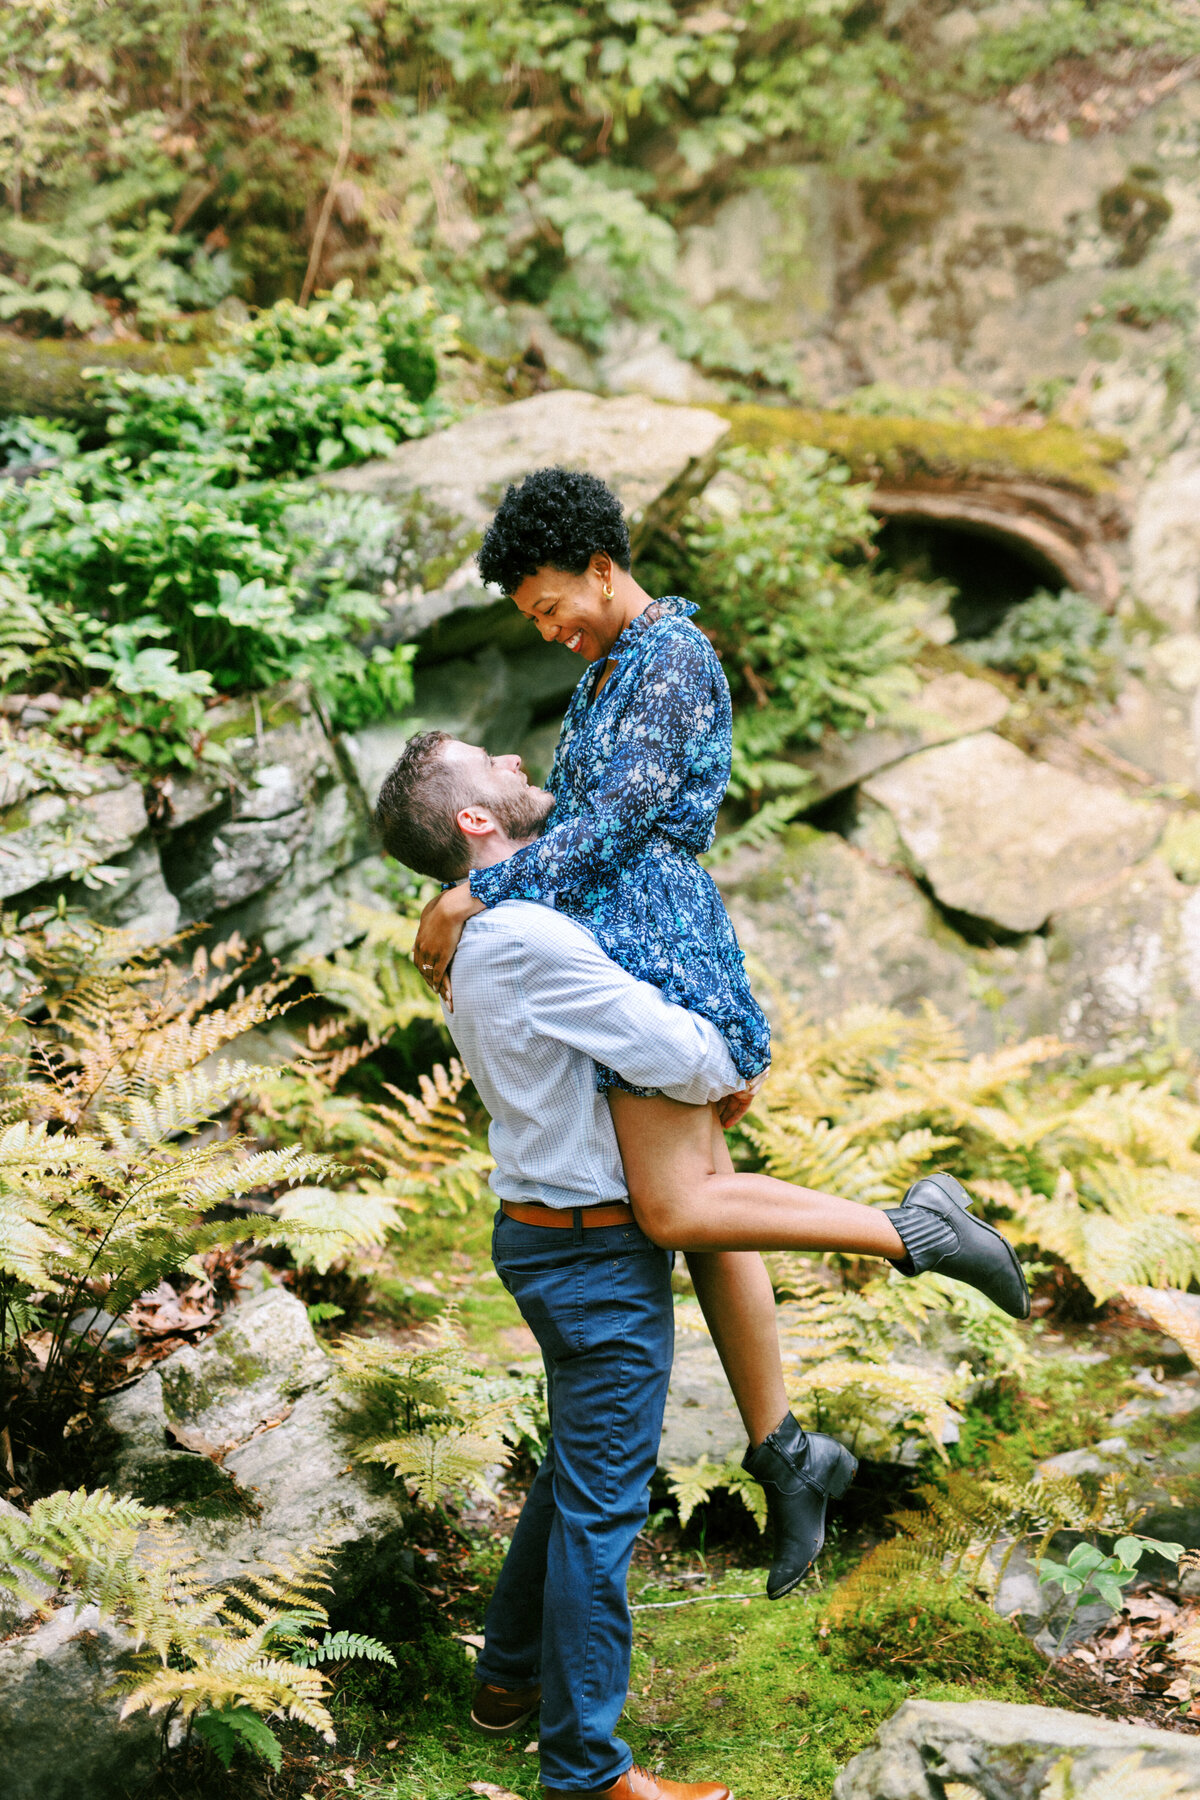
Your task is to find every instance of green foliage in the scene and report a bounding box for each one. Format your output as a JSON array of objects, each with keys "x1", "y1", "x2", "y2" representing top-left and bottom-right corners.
[
  {"x1": 333, "y1": 1307, "x2": 546, "y2": 1508},
  {"x1": 1094, "y1": 268, "x2": 1197, "y2": 333},
  {"x1": 1037, "y1": 1534, "x2": 1183, "y2": 1641},
  {"x1": 966, "y1": 588, "x2": 1127, "y2": 706},
  {"x1": 0, "y1": 0, "x2": 916, "y2": 365},
  {"x1": 0, "y1": 1490, "x2": 393, "y2": 1766},
  {"x1": 963, "y1": 0, "x2": 1200, "y2": 91},
  {"x1": 827, "y1": 1576, "x2": 1043, "y2": 1686},
  {"x1": 665, "y1": 1454, "x2": 767, "y2": 1534},
  {"x1": 680, "y1": 446, "x2": 922, "y2": 800},
  {"x1": 0, "y1": 282, "x2": 444, "y2": 764},
  {"x1": 193, "y1": 1707, "x2": 283, "y2": 1773},
  {"x1": 0, "y1": 917, "x2": 378, "y2": 1447},
  {"x1": 742, "y1": 998, "x2": 1200, "y2": 1308}
]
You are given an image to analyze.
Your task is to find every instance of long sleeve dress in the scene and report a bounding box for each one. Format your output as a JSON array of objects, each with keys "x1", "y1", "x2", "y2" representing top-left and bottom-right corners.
[{"x1": 467, "y1": 597, "x2": 771, "y2": 1094}]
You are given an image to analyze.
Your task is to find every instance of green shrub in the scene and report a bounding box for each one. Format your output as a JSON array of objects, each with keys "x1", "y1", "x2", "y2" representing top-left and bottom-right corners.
[
  {"x1": 967, "y1": 588, "x2": 1126, "y2": 706},
  {"x1": 682, "y1": 446, "x2": 923, "y2": 800},
  {"x1": 98, "y1": 283, "x2": 453, "y2": 477}
]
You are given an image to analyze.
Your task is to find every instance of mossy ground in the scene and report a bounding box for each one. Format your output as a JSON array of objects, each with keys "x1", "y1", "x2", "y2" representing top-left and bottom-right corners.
[{"x1": 324, "y1": 1567, "x2": 1043, "y2": 1800}]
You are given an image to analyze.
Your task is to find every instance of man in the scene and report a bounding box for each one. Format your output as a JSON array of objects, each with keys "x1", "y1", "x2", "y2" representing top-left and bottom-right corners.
[{"x1": 374, "y1": 730, "x2": 1028, "y2": 1800}]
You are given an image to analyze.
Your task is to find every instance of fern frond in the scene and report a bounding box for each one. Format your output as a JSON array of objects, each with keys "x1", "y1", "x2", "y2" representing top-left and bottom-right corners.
[{"x1": 290, "y1": 1630, "x2": 397, "y2": 1667}]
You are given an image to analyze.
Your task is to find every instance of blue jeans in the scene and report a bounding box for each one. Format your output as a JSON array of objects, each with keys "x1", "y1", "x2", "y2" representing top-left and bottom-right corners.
[{"x1": 477, "y1": 1211, "x2": 674, "y2": 1791}]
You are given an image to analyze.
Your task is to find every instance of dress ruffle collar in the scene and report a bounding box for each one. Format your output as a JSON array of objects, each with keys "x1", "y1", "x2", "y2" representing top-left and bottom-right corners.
[{"x1": 608, "y1": 595, "x2": 698, "y2": 662}]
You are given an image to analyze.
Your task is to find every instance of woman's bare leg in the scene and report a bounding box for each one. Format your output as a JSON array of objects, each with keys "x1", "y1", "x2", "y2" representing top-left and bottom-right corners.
[
  {"x1": 609, "y1": 1090, "x2": 905, "y2": 1259},
  {"x1": 685, "y1": 1249, "x2": 788, "y2": 1448}
]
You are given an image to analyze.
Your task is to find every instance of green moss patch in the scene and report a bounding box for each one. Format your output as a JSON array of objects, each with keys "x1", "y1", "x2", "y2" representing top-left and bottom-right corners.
[{"x1": 717, "y1": 404, "x2": 1126, "y2": 495}]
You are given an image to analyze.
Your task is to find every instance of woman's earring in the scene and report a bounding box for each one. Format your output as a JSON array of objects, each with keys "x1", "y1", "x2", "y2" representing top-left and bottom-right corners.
[{"x1": 602, "y1": 579, "x2": 614, "y2": 600}]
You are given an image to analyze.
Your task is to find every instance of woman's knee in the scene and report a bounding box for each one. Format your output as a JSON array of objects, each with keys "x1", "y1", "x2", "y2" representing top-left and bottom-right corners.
[{"x1": 628, "y1": 1183, "x2": 692, "y2": 1247}]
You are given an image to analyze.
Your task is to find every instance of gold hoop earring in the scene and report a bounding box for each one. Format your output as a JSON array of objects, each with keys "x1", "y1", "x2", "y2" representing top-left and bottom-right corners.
[{"x1": 602, "y1": 579, "x2": 614, "y2": 600}]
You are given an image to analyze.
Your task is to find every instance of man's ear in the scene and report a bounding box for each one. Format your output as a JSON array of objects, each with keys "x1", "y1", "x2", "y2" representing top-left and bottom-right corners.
[{"x1": 455, "y1": 803, "x2": 495, "y2": 841}]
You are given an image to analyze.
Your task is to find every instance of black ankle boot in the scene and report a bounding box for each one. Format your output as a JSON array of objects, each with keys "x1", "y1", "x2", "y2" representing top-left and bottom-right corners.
[{"x1": 741, "y1": 1413, "x2": 857, "y2": 1600}]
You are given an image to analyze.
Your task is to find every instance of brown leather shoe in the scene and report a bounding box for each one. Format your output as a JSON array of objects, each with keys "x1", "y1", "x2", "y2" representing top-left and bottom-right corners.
[
  {"x1": 544, "y1": 1763, "x2": 731, "y2": 1800},
  {"x1": 471, "y1": 1678, "x2": 542, "y2": 1735}
]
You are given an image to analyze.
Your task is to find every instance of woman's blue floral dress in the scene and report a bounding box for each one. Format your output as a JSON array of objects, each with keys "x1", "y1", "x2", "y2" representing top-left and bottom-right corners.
[{"x1": 468, "y1": 597, "x2": 771, "y2": 1093}]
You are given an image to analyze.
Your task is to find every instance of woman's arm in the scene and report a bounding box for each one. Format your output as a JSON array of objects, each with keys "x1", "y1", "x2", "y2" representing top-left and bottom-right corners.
[
  {"x1": 469, "y1": 629, "x2": 725, "y2": 913},
  {"x1": 413, "y1": 883, "x2": 482, "y2": 1004}
]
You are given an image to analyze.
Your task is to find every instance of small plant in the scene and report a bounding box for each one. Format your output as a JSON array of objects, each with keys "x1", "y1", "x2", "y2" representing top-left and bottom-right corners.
[
  {"x1": 1036, "y1": 1534, "x2": 1184, "y2": 1659},
  {"x1": 966, "y1": 588, "x2": 1126, "y2": 707},
  {"x1": 333, "y1": 1308, "x2": 545, "y2": 1508}
]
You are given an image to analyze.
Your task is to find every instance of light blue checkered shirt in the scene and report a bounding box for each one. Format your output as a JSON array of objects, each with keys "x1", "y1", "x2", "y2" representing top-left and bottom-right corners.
[{"x1": 442, "y1": 901, "x2": 740, "y2": 1209}]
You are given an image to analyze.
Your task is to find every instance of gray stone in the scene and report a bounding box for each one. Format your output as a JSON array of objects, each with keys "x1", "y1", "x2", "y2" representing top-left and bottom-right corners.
[
  {"x1": 677, "y1": 168, "x2": 840, "y2": 344},
  {"x1": 596, "y1": 326, "x2": 725, "y2": 405},
  {"x1": 0, "y1": 750, "x2": 146, "y2": 900},
  {"x1": 67, "y1": 1308, "x2": 136, "y2": 1356},
  {"x1": 1131, "y1": 445, "x2": 1200, "y2": 631},
  {"x1": 832, "y1": 1697, "x2": 1200, "y2": 1800},
  {"x1": 159, "y1": 681, "x2": 377, "y2": 965},
  {"x1": 100, "y1": 1286, "x2": 407, "y2": 1587},
  {"x1": 155, "y1": 1286, "x2": 330, "y2": 1453},
  {"x1": 0, "y1": 1602, "x2": 163, "y2": 1800},
  {"x1": 1093, "y1": 672, "x2": 1200, "y2": 792},
  {"x1": 862, "y1": 733, "x2": 1166, "y2": 934},
  {"x1": 1034, "y1": 855, "x2": 1200, "y2": 1052},
  {"x1": 324, "y1": 390, "x2": 729, "y2": 642},
  {"x1": 794, "y1": 672, "x2": 1010, "y2": 807},
  {"x1": 344, "y1": 636, "x2": 582, "y2": 805},
  {"x1": 716, "y1": 824, "x2": 1047, "y2": 1052}
]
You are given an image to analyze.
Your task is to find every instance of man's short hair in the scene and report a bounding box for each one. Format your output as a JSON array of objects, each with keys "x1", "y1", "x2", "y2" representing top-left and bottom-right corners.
[
  {"x1": 375, "y1": 730, "x2": 475, "y2": 884},
  {"x1": 476, "y1": 466, "x2": 631, "y2": 597}
]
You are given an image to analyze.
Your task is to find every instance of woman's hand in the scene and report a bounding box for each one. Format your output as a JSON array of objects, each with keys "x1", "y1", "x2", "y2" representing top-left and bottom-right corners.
[
  {"x1": 717, "y1": 1066, "x2": 769, "y2": 1130},
  {"x1": 414, "y1": 884, "x2": 484, "y2": 1009}
]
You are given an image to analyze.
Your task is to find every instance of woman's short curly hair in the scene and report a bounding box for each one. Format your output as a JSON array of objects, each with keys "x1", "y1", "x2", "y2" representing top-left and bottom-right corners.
[{"x1": 476, "y1": 466, "x2": 631, "y2": 596}]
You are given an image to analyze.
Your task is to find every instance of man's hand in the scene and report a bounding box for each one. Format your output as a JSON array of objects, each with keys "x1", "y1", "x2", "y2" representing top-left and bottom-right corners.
[
  {"x1": 717, "y1": 1066, "x2": 769, "y2": 1130},
  {"x1": 413, "y1": 883, "x2": 484, "y2": 1010}
]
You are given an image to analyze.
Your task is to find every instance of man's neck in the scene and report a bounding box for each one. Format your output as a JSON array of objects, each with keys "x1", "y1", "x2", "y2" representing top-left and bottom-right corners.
[{"x1": 469, "y1": 833, "x2": 537, "y2": 873}]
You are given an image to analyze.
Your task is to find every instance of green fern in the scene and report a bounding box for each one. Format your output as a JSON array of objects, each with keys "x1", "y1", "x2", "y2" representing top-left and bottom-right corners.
[
  {"x1": 0, "y1": 918, "x2": 381, "y2": 1449},
  {"x1": 290, "y1": 1629, "x2": 396, "y2": 1668},
  {"x1": 334, "y1": 1308, "x2": 545, "y2": 1508}
]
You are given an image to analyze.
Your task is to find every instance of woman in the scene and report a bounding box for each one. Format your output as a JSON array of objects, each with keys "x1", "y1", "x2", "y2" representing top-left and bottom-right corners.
[{"x1": 414, "y1": 467, "x2": 1028, "y2": 1596}]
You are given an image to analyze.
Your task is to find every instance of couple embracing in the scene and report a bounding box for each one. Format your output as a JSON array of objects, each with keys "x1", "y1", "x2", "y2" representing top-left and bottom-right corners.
[{"x1": 375, "y1": 468, "x2": 1030, "y2": 1800}]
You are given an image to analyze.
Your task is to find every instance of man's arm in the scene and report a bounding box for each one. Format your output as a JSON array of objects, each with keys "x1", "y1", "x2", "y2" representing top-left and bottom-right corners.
[{"x1": 510, "y1": 907, "x2": 742, "y2": 1102}]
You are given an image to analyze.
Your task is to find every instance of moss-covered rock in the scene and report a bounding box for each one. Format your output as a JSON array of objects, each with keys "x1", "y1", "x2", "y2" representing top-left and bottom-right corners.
[
  {"x1": 0, "y1": 333, "x2": 209, "y2": 427},
  {"x1": 717, "y1": 402, "x2": 1126, "y2": 495}
]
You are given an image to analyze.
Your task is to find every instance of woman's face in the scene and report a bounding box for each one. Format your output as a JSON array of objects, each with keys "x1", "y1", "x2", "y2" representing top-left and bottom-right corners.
[{"x1": 510, "y1": 555, "x2": 621, "y2": 663}]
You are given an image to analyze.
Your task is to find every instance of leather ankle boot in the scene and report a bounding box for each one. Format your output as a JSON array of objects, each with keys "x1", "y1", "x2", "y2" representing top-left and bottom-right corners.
[{"x1": 742, "y1": 1412, "x2": 857, "y2": 1600}]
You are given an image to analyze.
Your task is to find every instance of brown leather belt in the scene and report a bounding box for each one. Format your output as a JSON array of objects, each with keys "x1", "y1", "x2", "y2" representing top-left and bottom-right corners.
[{"x1": 501, "y1": 1200, "x2": 635, "y2": 1229}]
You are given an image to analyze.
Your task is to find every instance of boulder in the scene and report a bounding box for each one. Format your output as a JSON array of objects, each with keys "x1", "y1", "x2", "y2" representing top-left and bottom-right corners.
[
  {"x1": 832, "y1": 1697, "x2": 1200, "y2": 1800},
  {"x1": 0, "y1": 1602, "x2": 163, "y2": 1800},
  {"x1": 323, "y1": 389, "x2": 729, "y2": 648},
  {"x1": 1130, "y1": 445, "x2": 1200, "y2": 631},
  {"x1": 100, "y1": 1285, "x2": 407, "y2": 1585},
  {"x1": 4, "y1": 683, "x2": 382, "y2": 969},
  {"x1": 861, "y1": 733, "x2": 1165, "y2": 934},
  {"x1": 1030, "y1": 855, "x2": 1200, "y2": 1052},
  {"x1": 715, "y1": 824, "x2": 1048, "y2": 1051},
  {"x1": 793, "y1": 672, "x2": 1009, "y2": 807},
  {"x1": 0, "y1": 745, "x2": 149, "y2": 904}
]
